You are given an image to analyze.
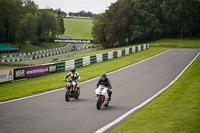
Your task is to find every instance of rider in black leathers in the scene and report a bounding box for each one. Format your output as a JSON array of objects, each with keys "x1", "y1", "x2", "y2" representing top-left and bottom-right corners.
[{"x1": 96, "y1": 73, "x2": 112, "y2": 101}]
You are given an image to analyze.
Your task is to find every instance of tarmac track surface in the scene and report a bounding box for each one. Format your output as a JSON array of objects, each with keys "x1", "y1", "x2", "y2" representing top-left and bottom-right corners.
[{"x1": 0, "y1": 49, "x2": 199, "y2": 133}]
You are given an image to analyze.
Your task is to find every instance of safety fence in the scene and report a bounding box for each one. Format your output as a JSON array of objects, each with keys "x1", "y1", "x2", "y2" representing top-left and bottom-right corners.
[
  {"x1": 0, "y1": 44, "x2": 86, "y2": 63},
  {"x1": 0, "y1": 44, "x2": 149, "y2": 84}
]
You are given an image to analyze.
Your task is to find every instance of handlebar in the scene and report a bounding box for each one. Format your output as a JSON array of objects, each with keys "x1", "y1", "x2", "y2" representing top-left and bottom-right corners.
[{"x1": 63, "y1": 79, "x2": 67, "y2": 82}]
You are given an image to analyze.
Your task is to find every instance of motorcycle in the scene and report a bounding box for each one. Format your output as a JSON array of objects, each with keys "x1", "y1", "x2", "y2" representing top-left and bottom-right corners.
[
  {"x1": 64, "y1": 80, "x2": 80, "y2": 102},
  {"x1": 95, "y1": 85, "x2": 109, "y2": 110}
]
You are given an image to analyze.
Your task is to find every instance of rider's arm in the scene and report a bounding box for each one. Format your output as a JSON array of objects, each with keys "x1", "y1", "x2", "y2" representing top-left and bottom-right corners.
[
  {"x1": 76, "y1": 73, "x2": 80, "y2": 81},
  {"x1": 107, "y1": 79, "x2": 112, "y2": 89},
  {"x1": 63, "y1": 73, "x2": 71, "y2": 80},
  {"x1": 96, "y1": 80, "x2": 100, "y2": 88}
]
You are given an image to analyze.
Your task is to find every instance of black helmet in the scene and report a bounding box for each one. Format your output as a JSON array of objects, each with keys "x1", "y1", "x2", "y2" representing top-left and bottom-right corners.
[
  {"x1": 101, "y1": 73, "x2": 107, "y2": 80},
  {"x1": 71, "y1": 67, "x2": 76, "y2": 74}
]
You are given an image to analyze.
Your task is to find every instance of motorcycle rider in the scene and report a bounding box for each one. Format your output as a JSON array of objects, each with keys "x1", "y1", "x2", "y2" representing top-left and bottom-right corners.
[
  {"x1": 96, "y1": 73, "x2": 112, "y2": 101},
  {"x1": 63, "y1": 67, "x2": 80, "y2": 91}
]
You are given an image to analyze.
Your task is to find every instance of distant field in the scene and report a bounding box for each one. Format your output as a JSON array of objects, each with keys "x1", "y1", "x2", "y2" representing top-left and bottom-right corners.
[{"x1": 64, "y1": 18, "x2": 93, "y2": 39}]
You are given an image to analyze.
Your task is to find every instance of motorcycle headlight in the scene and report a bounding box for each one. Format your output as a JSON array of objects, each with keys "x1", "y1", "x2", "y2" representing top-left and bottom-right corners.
[{"x1": 99, "y1": 88, "x2": 103, "y2": 93}]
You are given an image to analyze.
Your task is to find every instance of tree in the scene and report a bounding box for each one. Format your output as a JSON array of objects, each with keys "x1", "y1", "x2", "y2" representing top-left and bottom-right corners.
[
  {"x1": 68, "y1": 11, "x2": 95, "y2": 18},
  {"x1": 92, "y1": 0, "x2": 200, "y2": 47},
  {"x1": 93, "y1": 0, "x2": 134, "y2": 47},
  {"x1": 92, "y1": 14, "x2": 106, "y2": 47},
  {"x1": 37, "y1": 9, "x2": 63, "y2": 38},
  {"x1": 15, "y1": 13, "x2": 37, "y2": 46}
]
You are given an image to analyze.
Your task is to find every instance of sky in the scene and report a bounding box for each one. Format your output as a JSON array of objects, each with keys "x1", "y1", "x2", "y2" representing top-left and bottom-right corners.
[{"x1": 32, "y1": 0, "x2": 118, "y2": 14}]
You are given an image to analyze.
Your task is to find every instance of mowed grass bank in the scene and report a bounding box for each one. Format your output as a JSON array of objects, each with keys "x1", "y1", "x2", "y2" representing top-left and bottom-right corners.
[
  {"x1": 150, "y1": 39, "x2": 200, "y2": 48},
  {"x1": 0, "y1": 47, "x2": 167, "y2": 102},
  {"x1": 64, "y1": 18, "x2": 93, "y2": 39},
  {"x1": 112, "y1": 55, "x2": 200, "y2": 133},
  {"x1": 19, "y1": 42, "x2": 67, "y2": 53}
]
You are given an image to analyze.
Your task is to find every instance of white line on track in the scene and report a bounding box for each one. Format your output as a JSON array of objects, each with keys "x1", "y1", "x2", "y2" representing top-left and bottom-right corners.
[
  {"x1": 0, "y1": 49, "x2": 170, "y2": 105},
  {"x1": 94, "y1": 51, "x2": 200, "y2": 133}
]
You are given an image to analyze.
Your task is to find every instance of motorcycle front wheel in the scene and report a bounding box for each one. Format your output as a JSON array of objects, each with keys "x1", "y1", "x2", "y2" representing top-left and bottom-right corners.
[
  {"x1": 96, "y1": 97, "x2": 103, "y2": 110},
  {"x1": 65, "y1": 91, "x2": 70, "y2": 102},
  {"x1": 75, "y1": 90, "x2": 80, "y2": 99}
]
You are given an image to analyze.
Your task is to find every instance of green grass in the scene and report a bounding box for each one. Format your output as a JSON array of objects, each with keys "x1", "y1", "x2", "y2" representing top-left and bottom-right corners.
[
  {"x1": 19, "y1": 42, "x2": 67, "y2": 53},
  {"x1": 64, "y1": 18, "x2": 93, "y2": 39},
  {"x1": 0, "y1": 66, "x2": 17, "y2": 70},
  {"x1": 0, "y1": 47, "x2": 167, "y2": 102},
  {"x1": 149, "y1": 39, "x2": 200, "y2": 48},
  {"x1": 112, "y1": 56, "x2": 200, "y2": 133},
  {"x1": 84, "y1": 44, "x2": 94, "y2": 48}
]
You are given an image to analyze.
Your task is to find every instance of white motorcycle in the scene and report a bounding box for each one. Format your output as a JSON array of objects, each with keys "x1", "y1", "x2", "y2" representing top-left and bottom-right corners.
[{"x1": 95, "y1": 85, "x2": 109, "y2": 110}]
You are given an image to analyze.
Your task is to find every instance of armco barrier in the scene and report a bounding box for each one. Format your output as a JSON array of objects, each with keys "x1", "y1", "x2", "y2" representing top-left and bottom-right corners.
[
  {"x1": 135, "y1": 46, "x2": 138, "y2": 52},
  {"x1": 103, "y1": 53, "x2": 108, "y2": 61},
  {"x1": 132, "y1": 46, "x2": 135, "y2": 53},
  {"x1": 113, "y1": 51, "x2": 118, "y2": 58},
  {"x1": 65, "y1": 60, "x2": 75, "y2": 71},
  {"x1": 0, "y1": 44, "x2": 149, "y2": 83},
  {"x1": 129, "y1": 48, "x2": 132, "y2": 54},
  {"x1": 90, "y1": 55, "x2": 97, "y2": 64},
  {"x1": 141, "y1": 45, "x2": 144, "y2": 51},
  {"x1": 75, "y1": 58, "x2": 83, "y2": 68},
  {"x1": 83, "y1": 56, "x2": 90, "y2": 66},
  {"x1": 125, "y1": 48, "x2": 129, "y2": 55},
  {"x1": 138, "y1": 45, "x2": 141, "y2": 51},
  {"x1": 118, "y1": 50, "x2": 122, "y2": 57},
  {"x1": 122, "y1": 49, "x2": 125, "y2": 56},
  {"x1": 96, "y1": 54, "x2": 103, "y2": 63},
  {"x1": 56, "y1": 62, "x2": 65, "y2": 72},
  {"x1": 108, "y1": 52, "x2": 113, "y2": 60},
  {"x1": 146, "y1": 44, "x2": 149, "y2": 49}
]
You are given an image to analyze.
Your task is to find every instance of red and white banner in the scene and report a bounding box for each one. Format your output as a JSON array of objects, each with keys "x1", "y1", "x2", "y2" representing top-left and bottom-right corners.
[{"x1": 0, "y1": 69, "x2": 14, "y2": 83}]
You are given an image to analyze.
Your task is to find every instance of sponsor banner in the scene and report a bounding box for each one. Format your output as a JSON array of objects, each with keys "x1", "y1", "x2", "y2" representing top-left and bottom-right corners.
[
  {"x1": 54, "y1": 39, "x2": 94, "y2": 44},
  {"x1": 14, "y1": 64, "x2": 57, "y2": 80},
  {"x1": 0, "y1": 69, "x2": 14, "y2": 83}
]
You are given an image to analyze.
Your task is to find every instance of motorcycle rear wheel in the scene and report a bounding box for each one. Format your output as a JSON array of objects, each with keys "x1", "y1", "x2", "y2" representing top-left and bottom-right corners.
[{"x1": 104, "y1": 101, "x2": 109, "y2": 107}]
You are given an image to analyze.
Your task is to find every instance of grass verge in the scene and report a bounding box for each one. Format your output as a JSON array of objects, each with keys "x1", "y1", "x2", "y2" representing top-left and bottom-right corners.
[
  {"x1": 0, "y1": 66, "x2": 17, "y2": 70},
  {"x1": 112, "y1": 55, "x2": 200, "y2": 133},
  {"x1": 149, "y1": 39, "x2": 200, "y2": 48},
  {"x1": 0, "y1": 47, "x2": 167, "y2": 102}
]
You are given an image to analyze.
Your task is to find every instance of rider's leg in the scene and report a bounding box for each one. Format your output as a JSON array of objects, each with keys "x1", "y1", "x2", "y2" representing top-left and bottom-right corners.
[
  {"x1": 109, "y1": 91, "x2": 112, "y2": 101},
  {"x1": 107, "y1": 89, "x2": 112, "y2": 101},
  {"x1": 105, "y1": 89, "x2": 109, "y2": 102},
  {"x1": 76, "y1": 81, "x2": 80, "y2": 90}
]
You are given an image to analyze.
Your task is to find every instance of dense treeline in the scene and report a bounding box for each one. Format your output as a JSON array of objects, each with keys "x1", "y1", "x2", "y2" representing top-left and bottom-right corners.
[
  {"x1": 92, "y1": 0, "x2": 200, "y2": 48},
  {"x1": 68, "y1": 10, "x2": 94, "y2": 18},
  {"x1": 0, "y1": 0, "x2": 65, "y2": 47}
]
